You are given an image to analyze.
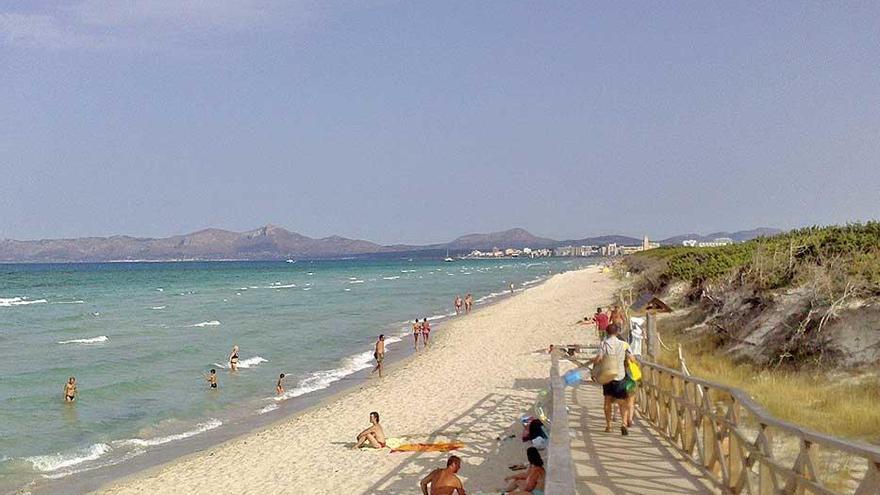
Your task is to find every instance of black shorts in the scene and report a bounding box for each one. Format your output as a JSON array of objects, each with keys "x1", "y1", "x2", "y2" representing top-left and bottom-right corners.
[{"x1": 602, "y1": 379, "x2": 628, "y2": 400}]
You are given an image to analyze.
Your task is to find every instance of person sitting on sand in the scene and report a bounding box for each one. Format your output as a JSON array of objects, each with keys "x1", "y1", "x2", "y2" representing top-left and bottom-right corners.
[
  {"x1": 422, "y1": 318, "x2": 431, "y2": 347},
  {"x1": 228, "y1": 345, "x2": 240, "y2": 371},
  {"x1": 276, "y1": 373, "x2": 286, "y2": 395},
  {"x1": 502, "y1": 447, "x2": 545, "y2": 495},
  {"x1": 63, "y1": 376, "x2": 77, "y2": 402},
  {"x1": 204, "y1": 369, "x2": 218, "y2": 389},
  {"x1": 421, "y1": 455, "x2": 466, "y2": 495},
  {"x1": 372, "y1": 334, "x2": 385, "y2": 378},
  {"x1": 354, "y1": 411, "x2": 386, "y2": 449},
  {"x1": 413, "y1": 319, "x2": 422, "y2": 351}
]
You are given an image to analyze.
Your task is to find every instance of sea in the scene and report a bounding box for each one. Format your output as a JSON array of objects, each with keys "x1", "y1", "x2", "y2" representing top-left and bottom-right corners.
[{"x1": 0, "y1": 257, "x2": 592, "y2": 493}]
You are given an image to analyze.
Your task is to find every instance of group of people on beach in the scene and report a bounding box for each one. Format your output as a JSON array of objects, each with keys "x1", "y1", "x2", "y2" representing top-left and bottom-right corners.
[
  {"x1": 412, "y1": 318, "x2": 432, "y2": 350},
  {"x1": 453, "y1": 293, "x2": 473, "y2": 315}
]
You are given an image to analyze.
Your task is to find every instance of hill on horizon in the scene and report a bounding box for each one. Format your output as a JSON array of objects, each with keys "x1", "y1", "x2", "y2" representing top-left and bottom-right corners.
[{"x1": 0, "y1": 225, "x2": 782, "y2": 263}]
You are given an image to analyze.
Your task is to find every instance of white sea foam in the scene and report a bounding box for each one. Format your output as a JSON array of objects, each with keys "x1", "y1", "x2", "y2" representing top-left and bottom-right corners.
[
  {"x1": 116, "y1": 419, "x2": 221, "y2": 448},
  {"x1": 270, "y1": 283, "x2": 296, "y2": 288},
  {"x1": 259, "y1": 403, "x2": 279, "y2": 414},
  {"x1": 0, "y1": 297, "x2": 48, "y2": 307},
  {"x1": 343, "y1": 288, "x2": 351, "y2": 291},
  {"x1": 475, "y1": 291, "x2": 507, "y2": 304},
  {"x1": 382, "y1": 276, "x2": 400, "y2": 280},
  {"x1": 150, "y1": 306, "x2": 166, "y2": 310},
  {"x1": 189, "y1": 320, "x2": 220, "y2": 327},
  {"x1": 214, "y1": 356, "x2": 267, "y2": 369},
  {"x1": 426, "y1": 312, "x2": 456, "y2": 321},
  {"x1": 53, "y1": 300, "x2": 85, "y2": 304},
  {"x1": 349, "y1": 280, "x2": 365, "y2": 284},
  {"x1": 25, "y1": 443, "x2": 111, "y2": 472},
  {"x1": 302, "y1": 287, "x2": 311, "y2": 291},
  {"x1": 58, "y1": 336, "x2": 108, "y2": 345},
  {"x1": 156, "y1": 288, "x2": 164, "y2": 292}
]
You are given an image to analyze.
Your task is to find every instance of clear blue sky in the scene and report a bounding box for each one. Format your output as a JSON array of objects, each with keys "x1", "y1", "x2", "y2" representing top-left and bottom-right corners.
[{"x1": 2, "y1": 2, "x2": 878, "y2": 244}]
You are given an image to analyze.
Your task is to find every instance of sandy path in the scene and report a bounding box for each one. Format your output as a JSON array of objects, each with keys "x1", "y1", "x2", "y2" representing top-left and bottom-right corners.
[{"x1": 97, "y1": 266, "x2": 615, "y2": 495}]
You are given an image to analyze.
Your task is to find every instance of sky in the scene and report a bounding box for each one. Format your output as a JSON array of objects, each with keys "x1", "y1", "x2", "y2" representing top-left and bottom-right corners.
[{"x1": 1, "y1": 1, "x2": 879, "y2": 244}]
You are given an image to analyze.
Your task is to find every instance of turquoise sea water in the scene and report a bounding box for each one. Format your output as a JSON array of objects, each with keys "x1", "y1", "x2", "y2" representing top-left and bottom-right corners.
[{"x1": 0, "y1": 257, "x2": 590, "y2": 492}]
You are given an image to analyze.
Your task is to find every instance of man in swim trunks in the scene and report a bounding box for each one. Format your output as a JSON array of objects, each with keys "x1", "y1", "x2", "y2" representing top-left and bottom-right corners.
[
  {"x1": 63, "y1": 376, "x2": 77, "y2": 402},
  {"x1": 354, "y1": 411, "x2": 387, "y2": 449},
  {"x1": 421, "y1": 455, "x2": 466, "y2": 495},
  {"x1": 276, "y1": 373, "x2": 285, "y2": 395},
  {"x1": 592, "y1": 307, "x2": 609, "y2": 341},
  {"x1": 205, "y1": 369, "x2": 218, "y2": 389},
  {"x1": 372, "y1": 334, "x2": 385, "y2": 378}
]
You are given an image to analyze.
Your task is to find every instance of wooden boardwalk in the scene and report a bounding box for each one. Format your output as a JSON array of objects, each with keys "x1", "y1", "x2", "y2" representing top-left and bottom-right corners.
[{"x1": 566, "y1": 383, "x2": 719, "y2": 495}]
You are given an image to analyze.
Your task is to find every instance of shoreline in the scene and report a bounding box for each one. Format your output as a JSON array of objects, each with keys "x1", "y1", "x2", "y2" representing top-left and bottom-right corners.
[
  {"x1": 17, "y1": 266, "x2": 581, "y2": 495},
  {"x1": 85, "y1": 265, "x2": 614, "y2": 495}
]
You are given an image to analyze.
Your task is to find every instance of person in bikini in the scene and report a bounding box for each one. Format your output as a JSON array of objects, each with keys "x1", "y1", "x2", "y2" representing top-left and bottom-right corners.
[
  {"x1": 412, "y1": 319, "x2": 422, "y2": 351},
  {"x1": 502, "y1": 447, "x2": 545, "y2": 495},
  {"x1": 276, "y1": 373, "x2": 286, "y2": 395},
  {"x1": 353, "y1": 411, "x2": 387, "y2": 449},
  {"x1": 204, "y1": 369, "x2": 218, "y2": 389},
  {"x1": 454, "y1": 295, "x2": 463, "y2": 315},
  {"x1": 422, "y1": 318, "x2": 431, "y2": 347},
  {"x1": 421, "y1": 455, "x2": 466, "y2": 495},
  {"x1": 464, "y1": 294, "x2": 473, "y2": 313},
  {"x1": 63, "y1": 376, "x2": 77, "y2": 402},
  {"x1": 228, "y1": 345, "x2": 240, "y2": 371}
]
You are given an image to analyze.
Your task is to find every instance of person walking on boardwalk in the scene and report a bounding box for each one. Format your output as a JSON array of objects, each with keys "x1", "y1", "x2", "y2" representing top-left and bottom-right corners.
[
  {"x1": 592, "y1": 323, "x2": 635, "y2": 435},
  {"x1": 372, "y1": 334, "x2": 385, "y2": 378}
]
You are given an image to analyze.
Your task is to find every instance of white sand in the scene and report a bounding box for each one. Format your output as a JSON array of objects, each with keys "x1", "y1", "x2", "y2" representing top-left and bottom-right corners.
[{"x1": 97, "y1": 266, "x2": 615, "y2": 495}]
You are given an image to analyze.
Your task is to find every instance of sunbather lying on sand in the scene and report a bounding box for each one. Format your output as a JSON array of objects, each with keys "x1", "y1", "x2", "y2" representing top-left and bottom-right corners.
[{"x1": 353, "y1": 411, "x2": 386, "y2": 449}]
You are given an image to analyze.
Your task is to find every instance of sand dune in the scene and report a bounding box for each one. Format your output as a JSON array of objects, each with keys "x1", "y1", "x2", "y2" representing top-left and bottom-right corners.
[{"x1": 97, "y1": 266, "x2": 615, "y2": 495}]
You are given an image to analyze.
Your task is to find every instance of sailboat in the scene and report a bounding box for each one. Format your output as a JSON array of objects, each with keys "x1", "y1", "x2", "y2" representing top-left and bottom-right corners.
[{"x1": 443, "y1": 249, "x2": 455, "y2": 262}]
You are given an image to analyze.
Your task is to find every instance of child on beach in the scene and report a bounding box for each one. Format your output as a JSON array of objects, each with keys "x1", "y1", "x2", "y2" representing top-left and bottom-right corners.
[
  {"x1": 276, "y1": 373, "x2": 286, "y2": 395},
  {"x1": 204, "y1": 369, "x2": 218, "y2": 389},
  {"x1": 63, "y1": 376, "x2": 77, "y2": 402}
]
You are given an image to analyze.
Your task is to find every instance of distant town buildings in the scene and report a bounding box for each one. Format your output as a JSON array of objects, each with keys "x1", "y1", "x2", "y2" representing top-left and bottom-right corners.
[
  {"x1": 681, "y1": 237, "x2": 735, "y2": 248},
  {"x1": 464, "y1": 235, "x2": 662, "y2": 259}
]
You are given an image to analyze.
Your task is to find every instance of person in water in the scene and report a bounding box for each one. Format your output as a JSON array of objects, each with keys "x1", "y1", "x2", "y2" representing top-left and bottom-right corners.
[
  {"x1": 464, "y1": 293, "x2": 473, "y2": 313},
  {"x1": 502, "y1": 447, "x2": 545, "y2": 495},
  {"x1": 421, "y1": 455, "x2": 466, "y2": 495},
  {"x1": 412, "y1": 319, "x2": 422, "y2": 351},
  {"x1": 372, "y1": 334, "x2": 385, "y2": 378},
  {"x1": 229, "y1": 345, "x2": 240, "y2": 371},
  {"x1": 204, "y1": 369, "x2": 218, "y2": 389},
  {"x1": 63, "y1": 376, "x2": 77, "y2": 402},
  {"x1": 454, "y1": 295, "x2": 463, "y2": 315},
  {"x1": 276, "y1": 373, "x2": 286, "y2": 395},
  {"x1": 421, "y1": 318, "x2": 431, "y2": 347},
  {"x1": 353, "y1": 411, "x2": 386, "y2": 449}
]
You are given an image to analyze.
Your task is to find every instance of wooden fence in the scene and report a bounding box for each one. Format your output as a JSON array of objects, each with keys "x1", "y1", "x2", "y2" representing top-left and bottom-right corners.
[
  {"x1": 545, "y1": 348, "x2": 577, "y2": 495},
  {"x1": 636, "y1": 359, "x2": 880, "y2": 495}
]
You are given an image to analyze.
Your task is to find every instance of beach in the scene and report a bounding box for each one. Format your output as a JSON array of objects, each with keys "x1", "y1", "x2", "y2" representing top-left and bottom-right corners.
[{"x1": 94, "y1": 266, "x2": 614, "y2": 495}]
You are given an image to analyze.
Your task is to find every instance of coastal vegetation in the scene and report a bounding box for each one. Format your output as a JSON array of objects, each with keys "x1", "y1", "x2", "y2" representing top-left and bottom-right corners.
[{"x1": 624, "y1": 223, "x2": 880, "y2": 440}]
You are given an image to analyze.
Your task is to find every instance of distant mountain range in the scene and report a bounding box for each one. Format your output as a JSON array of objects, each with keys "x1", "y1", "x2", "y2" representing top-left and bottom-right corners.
[{"x1": 0, "y1": 225, "x2": 782, "y2": 263}]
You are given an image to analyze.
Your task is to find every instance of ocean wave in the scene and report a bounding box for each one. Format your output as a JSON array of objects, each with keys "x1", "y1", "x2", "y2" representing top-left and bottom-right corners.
[
  {"x1": 302, "y1": 287, "x2": 311, "y2": 291},
  {"x1": 259, "y1": 403, "x2": 279, "y2": 414},
  {"x1": 426, "y1": 312, "x2": 456, "y2": 321},
  {"x1": 214, "y1": 356, "x2": 267, "y2": 369},
  {"x1": 270, "y1": 283, "x2": 296, "y2": 289},
  {"x1": 58, "y1": 336, "x2": 108, "y2": 345},
  {"x1": 116, "y1": 419, "x2": 222, "y2": 448},
  {"x1": 382, "y1": 276, "x2": 400, "y2": 280},
  {"x1": 474, "y1": 291, "x2": 507, "y2": 304},
  {"x1": 53, "y1": 300, "x2": 85, "y2": 304},
  {"x1": 189, "y1": 320, "x2": 220, "y2": 327},
  {"x1": 274, "y1": 338, "x2": 400, "y2": 402},
  {"x1": 0, "y1": 297, "x2": 48, "y2": 307},
  {"x1": 150, "y1": 306, "x2": 166, "y2": 310},
  {"x1": 522, "y1": 278, "x2": 543, "y2": 287},
  {"x1": 25, "y1": 443, "x2": 111, "y2": 472},
  {"x1": 349, "y1": 280, "x2": 365, "y2": 284}
]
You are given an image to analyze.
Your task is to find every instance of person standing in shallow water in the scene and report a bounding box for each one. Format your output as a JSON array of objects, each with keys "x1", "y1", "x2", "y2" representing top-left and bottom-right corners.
[
  {"x1": 465, "y1": 293, "x2": 473, "y2": 313},
  {"x1": 454, "y1": 295, "x2": 463, "y2": 315},
  {"x1": 228, "y1": 345, "x2": 240, "y2": 371},
  {"x1": 63, "y1": 376, "x2": 77, "y2": 402},
  {"x1": 204, "y1": 369, "x2": 218, "y2": 389},
  {"x1": 276, "y1": 373, "x2": 286, "y2": 395}
]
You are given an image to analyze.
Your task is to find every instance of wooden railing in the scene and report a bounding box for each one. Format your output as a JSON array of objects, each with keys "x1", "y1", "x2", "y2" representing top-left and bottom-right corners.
[
  {"x1": 545, "y1": 348, "x2": 576, "y2": 495},
  {"x1": 636, "y1": 359, "x2": 880, "y2": 495}
]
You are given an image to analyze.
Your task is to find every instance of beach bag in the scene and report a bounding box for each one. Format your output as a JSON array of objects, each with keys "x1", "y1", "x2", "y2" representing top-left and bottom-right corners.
[
  {"x1": 591, "y1": 357, "x2": 617, "y2": 385},
  {"x1": 627, "y1": 360, "x2": 642, "y2": 382}
]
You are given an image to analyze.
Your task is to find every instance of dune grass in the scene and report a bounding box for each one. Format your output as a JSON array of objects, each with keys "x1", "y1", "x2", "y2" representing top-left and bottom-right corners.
[{"x1": 655, "y1": 311, "x2": 880, "y2": 442}]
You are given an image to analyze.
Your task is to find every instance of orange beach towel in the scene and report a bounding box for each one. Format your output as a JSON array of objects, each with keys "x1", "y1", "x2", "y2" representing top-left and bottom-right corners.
[{"x1": 390, "y1": 442, "x2": 464, "y2": 453}]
